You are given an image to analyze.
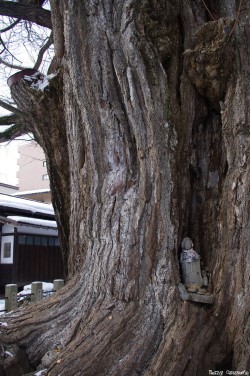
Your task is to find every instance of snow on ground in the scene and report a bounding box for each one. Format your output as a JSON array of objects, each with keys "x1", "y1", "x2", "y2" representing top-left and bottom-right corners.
[
  {"x1": 18, "y1": 282, "x2": 54, "y2": 299},
  {"x1": 0, "y1": 299, "x2": 6, "y2": 315},
  {"x1": 0, "y1": 283, "x2": 55, "y2": 314}
]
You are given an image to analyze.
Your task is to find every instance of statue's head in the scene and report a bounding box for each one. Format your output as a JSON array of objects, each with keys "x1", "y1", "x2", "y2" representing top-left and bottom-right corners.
[{"x1": 181, "y1": 237, "x2": 193, "y2": 250}]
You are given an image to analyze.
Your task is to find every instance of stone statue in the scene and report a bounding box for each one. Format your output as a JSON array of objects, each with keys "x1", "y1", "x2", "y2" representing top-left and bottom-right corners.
[
  {"x1": 180, "y1": 237, "x2": 204, "y2": 292},
  {"x1": 178, "y1": 237, "x2": 214, "y2": 304}
]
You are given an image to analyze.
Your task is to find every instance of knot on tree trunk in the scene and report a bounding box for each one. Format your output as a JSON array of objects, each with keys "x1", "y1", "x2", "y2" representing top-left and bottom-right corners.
[{"x1": 183, "y1": 18, "x2": 235, "y2": 110}]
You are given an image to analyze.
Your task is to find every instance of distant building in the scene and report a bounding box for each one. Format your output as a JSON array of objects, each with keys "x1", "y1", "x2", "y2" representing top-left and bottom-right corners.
[
  {"x1": 0, "y1": 194, "x2": 64, "y2": 288},
  {"x1": 15, "y1": 141, "x2": 51, "y2": 203},
  {"x1": 0, "y1": 182, "x2": 18, "y2": 195}
]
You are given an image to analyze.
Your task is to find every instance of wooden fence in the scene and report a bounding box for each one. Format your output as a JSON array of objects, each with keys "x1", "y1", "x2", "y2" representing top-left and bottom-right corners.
[{"x1": 1, "y1": 279, "x2": 64, "y2": 313}]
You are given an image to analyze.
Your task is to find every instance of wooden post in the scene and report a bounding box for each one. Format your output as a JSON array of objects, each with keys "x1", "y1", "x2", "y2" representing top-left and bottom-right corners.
[
  {"x1": 31, "y1": 282, "x2": 43, "y2": 302},
  {"x1": 53, "y1": 279, "x2": 64, "y2": 291},
  {"x1": 5, "y1": 284, "x2": 18, "y2": 312}
]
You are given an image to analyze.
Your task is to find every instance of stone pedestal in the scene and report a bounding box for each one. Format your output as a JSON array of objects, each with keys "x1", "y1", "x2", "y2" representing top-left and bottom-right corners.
[
  {"x1": 53, "y1": 279, "x2": 64, "y2": 291},
  {"x1": 178, "y1": 284, "x2": 214, "y2": 304}
]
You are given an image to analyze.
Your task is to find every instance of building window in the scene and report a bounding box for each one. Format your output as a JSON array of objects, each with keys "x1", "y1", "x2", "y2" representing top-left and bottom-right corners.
[
  {"x1": 1, "y1": 236, "x2": 13, "y2": 264},
  {"x1": 18, "y1": 235, "x2": 26, "y2": 244},
  {"x1": 26, "y1": 236, "x2": 33, "y2": 245},
  {"x1": 43, "y1": 160, "x2": 47, "y2": 167},
  {"x1": 3, "y1": 242, "x2": 11, "y2": 258},
  {"x1": 42, "y1": 174, "x2": 49, "y2": 180},
  {"x1": 48, "y1": 237, "x2": 55, "y2": 246},
  {"x1": 18, "y1": 235, "x2": 59, "y2": 247},
  {"x1": 55, "y1": 237, "x2": 60, "y2": 246},
  {"x1": 34, "y1": 236, "x2": 42, "y2": 246},
  {"x1": 41, "y1": 236, "x2": 48, "y2": 246}
]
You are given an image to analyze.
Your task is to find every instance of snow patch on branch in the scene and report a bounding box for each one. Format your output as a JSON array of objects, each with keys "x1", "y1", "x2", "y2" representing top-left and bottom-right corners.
[
  {"x1": 34, "y1": 370, "x2": 48, "y2": 376},
  {"x1": 24, "y1": 72, "x2": 57, "y2": 92}
]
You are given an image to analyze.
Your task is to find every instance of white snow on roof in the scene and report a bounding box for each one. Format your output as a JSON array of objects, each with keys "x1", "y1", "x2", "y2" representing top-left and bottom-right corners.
[
  {"x1": 8, "y1": 216, "x2": 57, "y2": 228},
  {"x1": 12, "y1": 188, "x2": 51, "y2": 196},
  {"x1": 0, "y1": 194, "x2": 54, "y2": 215}
]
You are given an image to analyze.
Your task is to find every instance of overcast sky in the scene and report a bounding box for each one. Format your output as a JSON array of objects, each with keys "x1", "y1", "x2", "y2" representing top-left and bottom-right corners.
[{"x1": 0, "y1": 7, "x2": 52, "y2": 187}]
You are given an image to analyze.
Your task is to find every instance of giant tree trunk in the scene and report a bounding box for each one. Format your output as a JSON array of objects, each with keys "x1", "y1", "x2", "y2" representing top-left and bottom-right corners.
[{"x1": 0, "y1": 1, "x2": 249, "y2": 375}]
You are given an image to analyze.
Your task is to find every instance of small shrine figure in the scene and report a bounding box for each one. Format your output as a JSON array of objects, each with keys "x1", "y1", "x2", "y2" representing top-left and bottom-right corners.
[
  {"x1": 178, "y1": 237, "x2": 214, "y2": 304},
  {"x1": 180, "y1": 237, "x2": 205, "y2": 293}
]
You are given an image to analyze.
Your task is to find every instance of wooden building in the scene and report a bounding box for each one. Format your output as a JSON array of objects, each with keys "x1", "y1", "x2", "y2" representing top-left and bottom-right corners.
[{"x1": 0, "y1": 194, "x2": 64, "y2": 289}]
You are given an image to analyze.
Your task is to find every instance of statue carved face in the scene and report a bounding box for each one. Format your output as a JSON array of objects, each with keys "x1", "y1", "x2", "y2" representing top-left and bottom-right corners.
[{"x1": 181, "y1": 237, "x2": 193, "y2": 250}]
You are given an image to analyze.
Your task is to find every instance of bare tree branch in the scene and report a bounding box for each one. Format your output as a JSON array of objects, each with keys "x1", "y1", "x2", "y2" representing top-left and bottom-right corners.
[
  {"x1": 0, "y1": 98, "x2": 23, "y2": 115},
  {"x1": 0, "y1": 18, "x2": 20, "y2": 32},
  {"x1": 33, "y1": 32, "x2": 53, "y2": 70},
  {"x1": 0, "y1": 113, "x2": 18, "y2": 126},
  {"x1": 0, "y1": 123, "x2": 25, "y2": 142},
  {"x1": 0, "y1": 1, "x2": 52, "y2": 29},
  {"x1": 0, "y1": 35, "x2": 22, "y2": 62},
  {"x1": 0, "y1": 57, "x2": 31, "y2": 70}
]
